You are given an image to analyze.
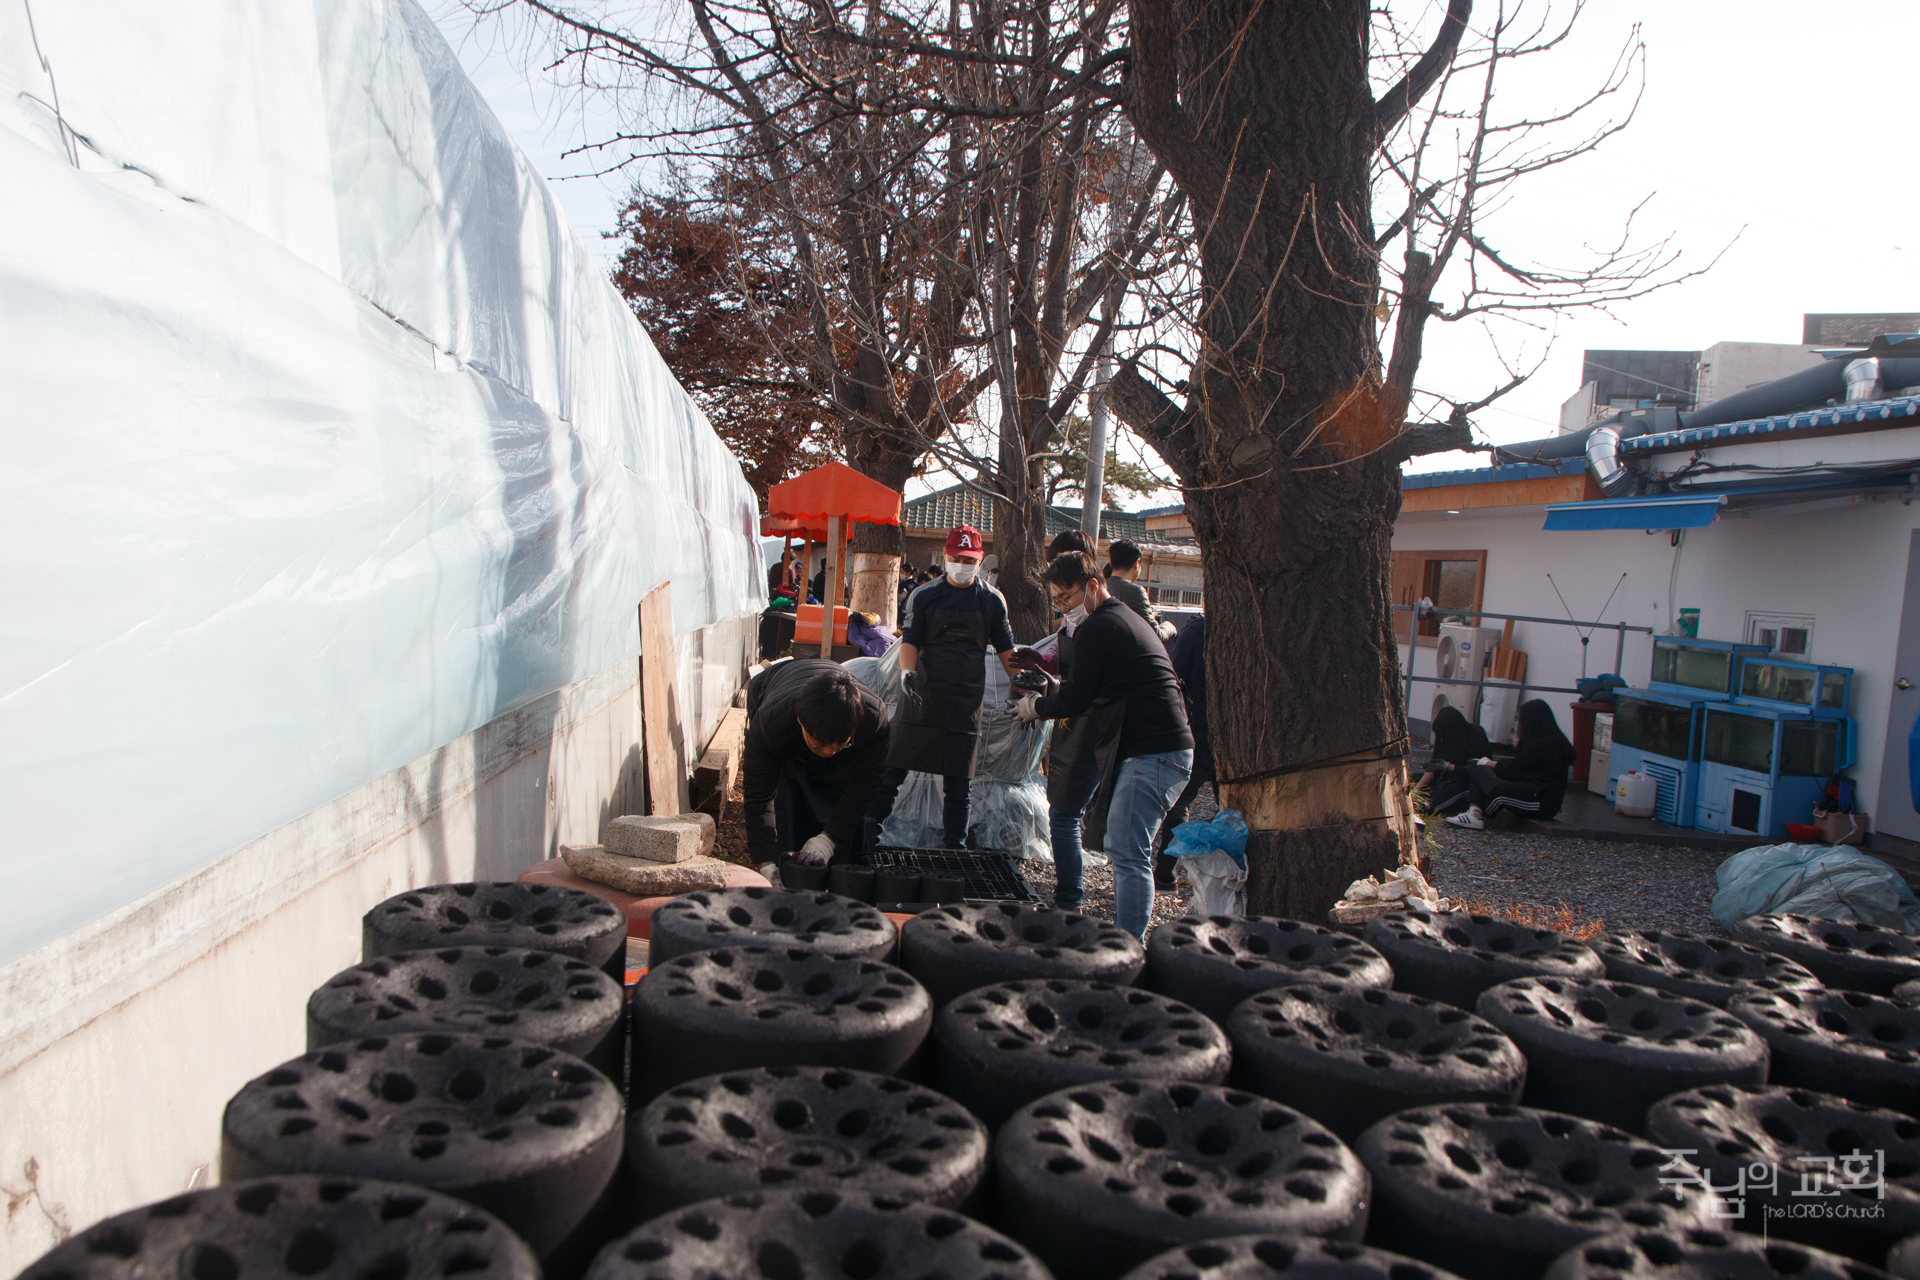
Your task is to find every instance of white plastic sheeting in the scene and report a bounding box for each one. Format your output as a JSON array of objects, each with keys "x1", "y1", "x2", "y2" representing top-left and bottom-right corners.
[
  {"x1": 0, "y1": 0, "x2": 763, "y2": 964},
  {"x1": 844, "y1": 644, "x2": 1056, "y2": 861}
]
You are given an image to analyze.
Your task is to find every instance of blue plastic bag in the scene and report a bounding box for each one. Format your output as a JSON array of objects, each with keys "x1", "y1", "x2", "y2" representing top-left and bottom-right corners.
[
  {"x1": 1711, "y1": 843, "x2": 1920, "y2": 933},
  {"x1": 1166, "y1": 809, "x2": 1249, "y2": 871}
]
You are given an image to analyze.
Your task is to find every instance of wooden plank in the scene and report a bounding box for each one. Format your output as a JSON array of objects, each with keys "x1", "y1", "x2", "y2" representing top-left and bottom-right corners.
[
  {"x1": 1400, "y1": 473, "x2": 1600, "y2": 512},
  {"x1": 639, "y1": 582, "x2": 687, "y2": 815},
  {"x1": 821, "y1": 514, "x2": 842, "y2": 657},
  {"x1": 692, "y1": 707, "x2": 748, "y2": 819}
]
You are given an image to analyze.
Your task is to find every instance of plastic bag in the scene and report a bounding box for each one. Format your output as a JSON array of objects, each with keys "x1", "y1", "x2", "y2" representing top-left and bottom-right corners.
[
  {"x1": 871, "y1": 647, "x2": 1056, "y2": 862},
  {"x1": 1179, "y1": 850, "x2": 1247, "y2": 917},
  {"x1": 1710, "y1": 843, "x2": 1920, "y2": 933},
  {"x1": 1165, "y1": 809, "x2": 1249, "y2": 870}
]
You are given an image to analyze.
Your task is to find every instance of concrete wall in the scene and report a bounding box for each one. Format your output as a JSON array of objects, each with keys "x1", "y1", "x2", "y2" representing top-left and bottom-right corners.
[
  {"x1": 1695, "y1": 341, "x2": 1828, "y2": 407},
  {"x1": 0, "y1": 619, "x2": 748, "y2": 1275},
  {"x1": 1393, "y1": 496, "x2": 1919, "y2": 814}
]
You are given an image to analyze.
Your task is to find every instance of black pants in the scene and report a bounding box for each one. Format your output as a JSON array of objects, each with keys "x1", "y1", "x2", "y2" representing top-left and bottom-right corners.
[
  {"x1": 776, "y1": 761, "x2": 870, "y2": 865},
  {"x1": 1465, "y1": 763, "x2": 1546, "y2": 820},
  {"x1": 866, "y1": 766, "x2": 972, "y2": 849},
  {"x1": 1425, "y1": 766, "x2": 1473, "y2": 813},
  {"x1": 1153, "y1": 745, "x2": 1217, "y2": 883}
]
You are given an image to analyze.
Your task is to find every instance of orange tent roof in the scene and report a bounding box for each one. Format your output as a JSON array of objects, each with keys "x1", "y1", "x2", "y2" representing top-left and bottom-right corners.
[
  {"x1": 759, "y1": 513, "x2": 832, "y2": 542},
  {"x1": 764, "y1": 461, "x2": 901, "y2": 531}
]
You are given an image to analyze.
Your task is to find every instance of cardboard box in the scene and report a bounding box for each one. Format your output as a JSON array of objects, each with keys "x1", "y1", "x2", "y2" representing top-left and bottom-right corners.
[
  {"x1": 1814, "y1": 810, "x2": 1868, "y2": 846},
  {"x1": 1587, "y1": 749, "x2": 1611, "y2": 796}
]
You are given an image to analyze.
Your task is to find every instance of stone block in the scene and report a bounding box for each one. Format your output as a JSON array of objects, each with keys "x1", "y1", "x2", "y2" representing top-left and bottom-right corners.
[
  {"x1": 604, "y1": 812, "x2": 716, "y2": 863},
  {"x1": 560, "y1": 845, "x2": 730, "y2": 896}
]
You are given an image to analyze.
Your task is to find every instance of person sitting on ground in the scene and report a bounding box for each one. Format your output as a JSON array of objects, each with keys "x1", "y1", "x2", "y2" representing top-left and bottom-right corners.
[
  {"x1": 1011, "y1": 551, "x2": 1192, "y2": 940},
  {"x1": 1446, "y1": 699, "x2": 1576, "y2": 830},
  {"x1": 743, "y1": 659, "x2": 891, "y2": 868},
  {"x1": 1420, "y1": 705, "x2": 1491, "y2": 814}
]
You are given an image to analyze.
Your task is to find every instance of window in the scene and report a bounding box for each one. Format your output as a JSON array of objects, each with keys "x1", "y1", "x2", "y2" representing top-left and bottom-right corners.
[
  {"x1": 1746, "y1": 611, "x2": 1814, "y2": 660},
  {"x1": 1390, "y1": 550, "x2": 1487, "y2": 646}
]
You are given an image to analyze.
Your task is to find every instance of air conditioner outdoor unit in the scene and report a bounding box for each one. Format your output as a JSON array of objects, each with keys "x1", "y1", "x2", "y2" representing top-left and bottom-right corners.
[{"x1": 1431, "y1": 623, "x2": 1500, "y2": 726}]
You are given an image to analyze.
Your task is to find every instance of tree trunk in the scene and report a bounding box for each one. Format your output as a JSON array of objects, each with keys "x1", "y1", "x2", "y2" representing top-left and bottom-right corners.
[
  {"x1": 991, "y1": 481, "x2": 1051, "y2": 644},
  {"x1": 1116, "y1": 0, "x2": 1424, "y2": 919},
  {"x1": 847, "y1": 433, "x2": 917, "y2": 629}
]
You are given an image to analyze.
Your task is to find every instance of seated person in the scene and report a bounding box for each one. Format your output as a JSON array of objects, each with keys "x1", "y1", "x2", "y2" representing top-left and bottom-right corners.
[
  {"x1": 743, "y1": 659, "x2": 890, "y2": 866},
  {"x1": 1420, "y1": 705, "x2": 1491, "y2": 814},
  {"x1": 1447, "y1": 699, "x2": 1576, "y2": 829}
]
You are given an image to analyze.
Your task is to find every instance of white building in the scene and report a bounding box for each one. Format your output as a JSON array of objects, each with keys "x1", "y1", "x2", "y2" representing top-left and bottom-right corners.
[{"x1": 1397, "y1": 391, "x2": 1920, "y2": 849}]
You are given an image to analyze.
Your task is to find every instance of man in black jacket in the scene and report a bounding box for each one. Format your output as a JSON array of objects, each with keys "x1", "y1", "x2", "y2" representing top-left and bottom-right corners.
[
  {"x1": 742, "y1": 658, "x2": 890, "y2": 867},
  {"x1": 1011, "y1": 552, "x2": 1192, "y2": 938}
]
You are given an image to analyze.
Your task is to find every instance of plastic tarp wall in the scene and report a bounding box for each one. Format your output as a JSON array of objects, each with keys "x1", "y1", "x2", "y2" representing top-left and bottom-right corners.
[{"x1": 0, "y1": 0, "x2": 764, "y2": 965}]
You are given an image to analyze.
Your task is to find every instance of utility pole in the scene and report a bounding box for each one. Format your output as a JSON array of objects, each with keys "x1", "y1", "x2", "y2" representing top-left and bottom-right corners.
[{"x1": 1081, "y1": 336, "x2": 1110, "y2": 542}]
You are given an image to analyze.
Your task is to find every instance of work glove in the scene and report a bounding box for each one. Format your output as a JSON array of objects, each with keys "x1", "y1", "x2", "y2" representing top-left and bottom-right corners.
[
  {"x1": 795, "y1": 833, "x2": 835, "y2": 866},
  {"x1": 1010, "y1": 692, "x2": 1043, "y2": 723},
  {"x1": 902, "y1": 669, "x2": 924, "y2": 708}
]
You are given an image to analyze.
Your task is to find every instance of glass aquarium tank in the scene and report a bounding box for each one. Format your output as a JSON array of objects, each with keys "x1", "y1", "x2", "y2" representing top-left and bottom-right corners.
[
  {"x1": 1701, "y1": 709, "x2": 1774, "y2": 775},
  {"x1": 1741, "y1": 661, "x2": 1817, "y2": 708},
  {"x1": 1610, "y1": 695, "x2": 1695, "y2": 760},
  {"x1": 1651, "y1": 640, "x2": 1731, "y2": 695}
]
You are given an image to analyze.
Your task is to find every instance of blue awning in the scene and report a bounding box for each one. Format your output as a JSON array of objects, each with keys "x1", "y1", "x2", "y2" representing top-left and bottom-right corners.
[{"x1": 1543, "y1": 493, "x2": 1726, "y2": 531}]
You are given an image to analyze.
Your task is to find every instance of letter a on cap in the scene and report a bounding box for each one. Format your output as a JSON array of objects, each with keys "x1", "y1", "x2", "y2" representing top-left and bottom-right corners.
[{"x1": 944, "y1": 524, "x2": 984, "y2": 560}]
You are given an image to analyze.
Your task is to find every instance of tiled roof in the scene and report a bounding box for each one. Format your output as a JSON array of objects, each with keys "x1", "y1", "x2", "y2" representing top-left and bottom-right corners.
[
  {"x1": 1400, "y1": 459, "x2": 1584, "y2": 490},
  {"x1": 1621, "y1": 393, "x2": 1920, "y2": 453},
  {"x1": 902, "y1": 484, "x2": 1150, "y2": 543}
]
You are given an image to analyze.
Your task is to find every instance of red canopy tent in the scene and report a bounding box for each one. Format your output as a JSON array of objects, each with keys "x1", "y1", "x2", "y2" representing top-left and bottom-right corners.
[{"x1": 762, "y1": 462, "x2": 902, "y2": 656}]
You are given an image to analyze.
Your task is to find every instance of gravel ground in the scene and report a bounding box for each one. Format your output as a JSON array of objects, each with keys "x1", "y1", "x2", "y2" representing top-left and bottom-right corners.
[
  {"x1": 1017, "y1": 782, "x2": 1220, "y2": 932},
  {"x1": 715, "y1": 767, "x2": 1732, "y2": 941},
  {"x1": 1419, "y1": 818, "x2": 1730, "y2": 937}
]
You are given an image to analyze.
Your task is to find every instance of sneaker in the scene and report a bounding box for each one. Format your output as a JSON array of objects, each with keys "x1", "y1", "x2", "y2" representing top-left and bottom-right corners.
[{"x1": 1446, "y1": 810, "x2": 1484, "y2": 830}]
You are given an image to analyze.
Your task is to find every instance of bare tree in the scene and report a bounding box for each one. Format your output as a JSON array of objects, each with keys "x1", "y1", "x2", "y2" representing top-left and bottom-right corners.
[
  {"x1": 1109, "y1": 0, "x2": 1717, "y2": 916},
  {"x1": 468, "y1": 0, "x2": 1184, "y2": 635}
]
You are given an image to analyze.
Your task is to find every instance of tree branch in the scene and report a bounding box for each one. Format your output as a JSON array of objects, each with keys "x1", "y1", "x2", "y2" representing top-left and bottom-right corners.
[
  {"x1": 1382, "y1": 405, "x2": 1475, "y2": 466},
  {"x1": 1106, "y1": 357, "x2": 1190, "y2": 450},
  {"x1": 1373, "y1": 0, "x2": 1473, "y2": 141}
]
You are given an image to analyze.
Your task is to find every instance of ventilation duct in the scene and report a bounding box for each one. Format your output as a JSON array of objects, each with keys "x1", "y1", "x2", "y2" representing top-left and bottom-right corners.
[
  {"x1": 1585, "y1": 425, "x2": 1634, "y2": 497},
  {"x1": 1844, "y1": 358, "x2": 1883, "y2": 403}
]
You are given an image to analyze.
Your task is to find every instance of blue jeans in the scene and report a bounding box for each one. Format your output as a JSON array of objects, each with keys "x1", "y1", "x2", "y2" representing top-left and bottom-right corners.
[{"x1": 1052, "y1": 748, "x2": 1193, "y2": 940}]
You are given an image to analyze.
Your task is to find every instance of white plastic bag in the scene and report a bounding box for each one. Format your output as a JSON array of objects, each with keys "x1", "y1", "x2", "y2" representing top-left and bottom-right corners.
[
  {"x1": 870, "y1": 647, "x2": 1056, "y2": 861},
  {"x1": 1177, "y1": 850, "x2": 1247, "y2": 917}
]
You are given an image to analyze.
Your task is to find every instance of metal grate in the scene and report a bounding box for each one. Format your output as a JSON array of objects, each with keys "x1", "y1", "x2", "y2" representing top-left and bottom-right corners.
[
  {"x1": 869, "y1": 848, "x2": 1036, "y2": 904},
  {"x1": 1644, "y1": 760, "x2": 1682, "y2": 824}
]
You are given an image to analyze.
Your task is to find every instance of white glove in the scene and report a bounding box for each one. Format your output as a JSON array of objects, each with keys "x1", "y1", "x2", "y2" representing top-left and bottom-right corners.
[
  {"x1": 1010, "y1": 692, "x2": 1043, "y2": 723},
  {"x1": 795, "y1": 833, "x2": 835, "y2": 866}
]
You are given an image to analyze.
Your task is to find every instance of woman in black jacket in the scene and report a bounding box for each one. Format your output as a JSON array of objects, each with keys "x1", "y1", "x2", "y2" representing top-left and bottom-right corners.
[
  {"x1": 1446, "y1": 699, "x2": 1576, "y2": 829},
  {"x1": 1420, "y1": 705, "x2": 1491, "y2": 814}
]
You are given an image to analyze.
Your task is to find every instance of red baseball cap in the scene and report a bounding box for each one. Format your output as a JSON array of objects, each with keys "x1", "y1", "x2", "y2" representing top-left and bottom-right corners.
[{"x1": 944, "y1": 525, "x2": 984, "y2": 560}]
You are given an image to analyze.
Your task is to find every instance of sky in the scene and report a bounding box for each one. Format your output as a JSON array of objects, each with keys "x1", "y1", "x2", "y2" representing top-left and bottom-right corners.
[{"x1": 430, "y1": 1, "x2": 1920, "y2": 494}]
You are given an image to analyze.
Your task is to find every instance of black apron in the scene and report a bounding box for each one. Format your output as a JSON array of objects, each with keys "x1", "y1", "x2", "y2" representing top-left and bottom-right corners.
[
  {"x1": 1046, "y1": 694, "x2": 1128, "y2": 853},
  {"x1": 887, "y1": 592, "x2": 989, "y2": 777}
]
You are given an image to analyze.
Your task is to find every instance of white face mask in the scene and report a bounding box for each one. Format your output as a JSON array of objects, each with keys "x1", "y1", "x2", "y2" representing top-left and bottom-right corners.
[
  {"x1": 1062, "y1": 603, "x2": 1088, "y2": 628},
  {"x1": 944, "y1": 559, "x2": 978, "y2": 585}
]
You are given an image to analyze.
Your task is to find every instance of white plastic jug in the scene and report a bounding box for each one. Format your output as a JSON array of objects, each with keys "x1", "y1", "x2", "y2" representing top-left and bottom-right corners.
[{"x1": 1616, "y1": 770, "x2": 1656, "y2": 818}]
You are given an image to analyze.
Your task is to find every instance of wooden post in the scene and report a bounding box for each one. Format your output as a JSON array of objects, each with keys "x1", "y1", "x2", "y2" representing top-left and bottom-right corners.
[
  {"x1": 821, "y1": 515, "x2": 842, "y2": 657},
  {"x1": 639, "y1": 582, "x2": 687, "y2": 815}
]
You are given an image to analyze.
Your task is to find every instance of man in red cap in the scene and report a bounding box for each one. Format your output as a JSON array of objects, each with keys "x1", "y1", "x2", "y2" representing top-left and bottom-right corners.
[{"x1": 865, "y1": 523, "x2": 1017, "y2": 848}]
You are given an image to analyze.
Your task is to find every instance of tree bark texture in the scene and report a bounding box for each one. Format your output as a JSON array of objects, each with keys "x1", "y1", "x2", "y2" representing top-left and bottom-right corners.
[{"x1": 1117, "y1": 0, "x2": 1431, "y2": 917}]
